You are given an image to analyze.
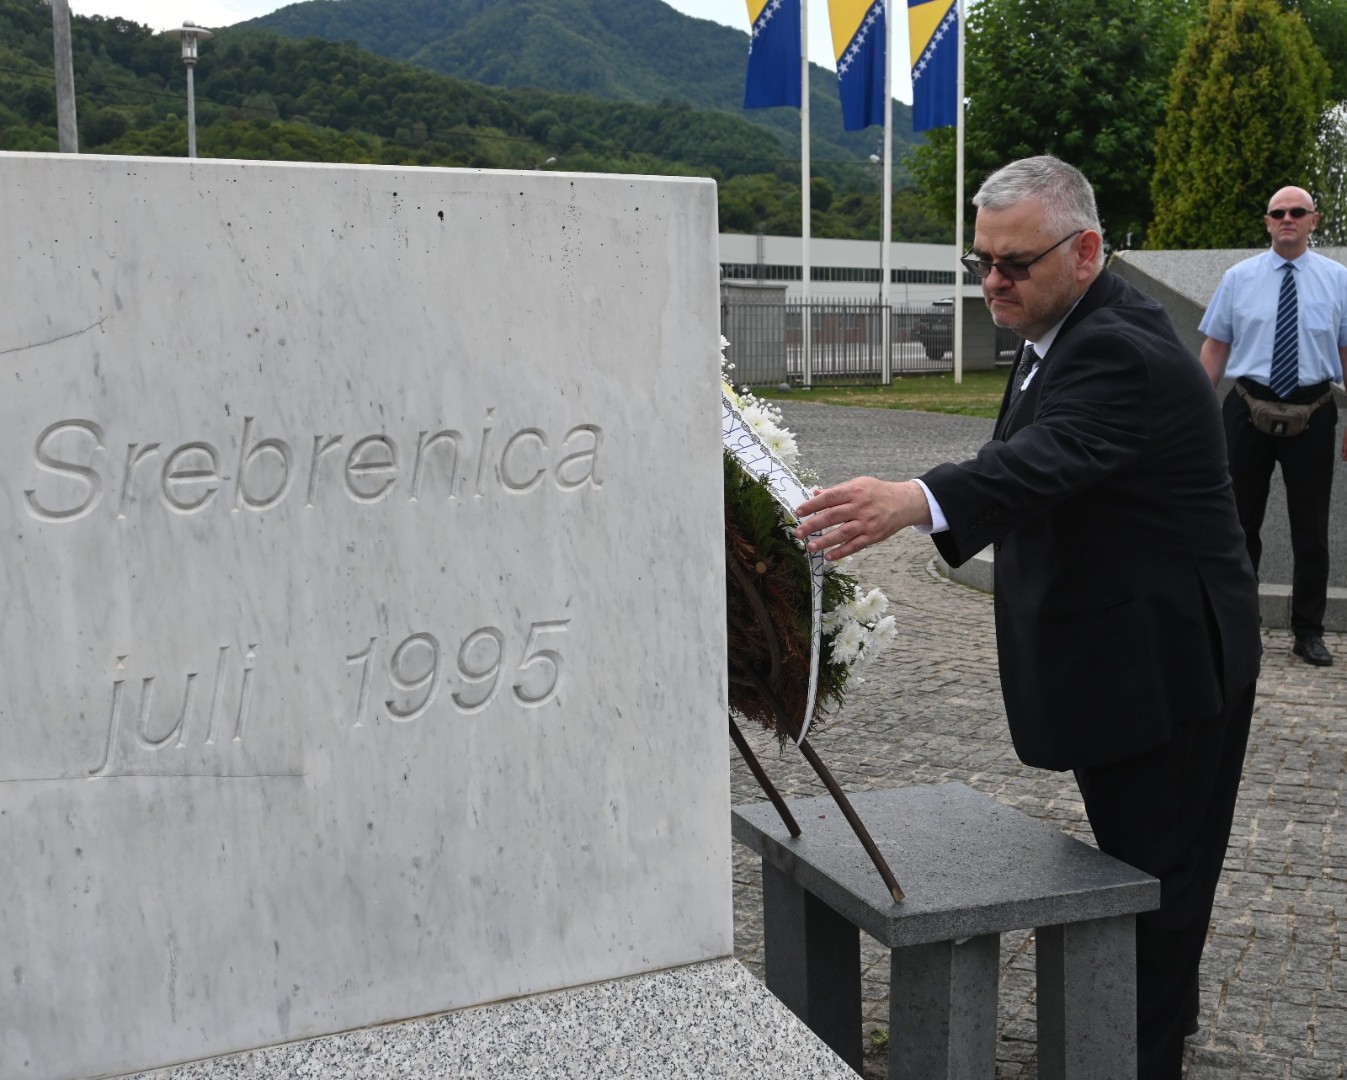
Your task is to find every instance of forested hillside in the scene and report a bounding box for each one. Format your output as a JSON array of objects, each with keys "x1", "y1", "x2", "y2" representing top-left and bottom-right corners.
[
  {"x1": 0, "y1": 0, "x2": 948, "y2": 240},
  {"x1": 245, "y1": 0, "x2": 918, "y2": 167}
]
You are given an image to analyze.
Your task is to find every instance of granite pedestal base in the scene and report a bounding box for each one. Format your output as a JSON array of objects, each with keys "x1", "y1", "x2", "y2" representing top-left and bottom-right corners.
[
  {"x1": 732, "y1": 783, "x2": 1160, "y2": 1080},
  {"x1": 123, "y1": 960, "x2": 855, "y2": 1079}
]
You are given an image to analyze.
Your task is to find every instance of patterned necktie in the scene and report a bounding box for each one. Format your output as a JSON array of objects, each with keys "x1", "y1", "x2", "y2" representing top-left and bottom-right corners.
[
  {"x1": 1269, "y1": 263, "x2": 1299, "y2": 399},
  {"x1": 1008, "y1": 340, "x2": 1035, "y2": 407}
]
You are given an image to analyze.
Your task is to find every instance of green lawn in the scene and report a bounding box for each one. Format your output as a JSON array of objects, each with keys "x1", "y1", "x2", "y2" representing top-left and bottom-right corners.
[{"x1": 757, "y1": 370, "x2": 1008, "y2": 420}]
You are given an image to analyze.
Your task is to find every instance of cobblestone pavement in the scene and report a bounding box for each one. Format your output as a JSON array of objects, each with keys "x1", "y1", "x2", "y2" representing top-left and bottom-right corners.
[{"x1": 730, "y1": 403, "x2": 1347, "y2": 1080}]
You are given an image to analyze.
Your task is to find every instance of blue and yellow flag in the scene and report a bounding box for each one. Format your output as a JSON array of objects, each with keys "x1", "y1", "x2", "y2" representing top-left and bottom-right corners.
[
  {"x1": 908, "y1": 0, "x2": 957, "y2": 131},
  {"x1": 744, "y1": 0, "x2": 802, "y2": 109},
  {"x1": 828, "y1": 0, "x2": 886, "y2": 131}
]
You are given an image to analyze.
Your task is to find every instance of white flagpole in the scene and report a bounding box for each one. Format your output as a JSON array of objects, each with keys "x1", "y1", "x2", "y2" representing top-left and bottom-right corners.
[
  {"x1": 952, "y1": 0, "x2": 966, "y2": 384},
  {"x1": 880, "y1": 0, "x2": 893, "y2": 385},
  {"x1": 801, "y1": 0, "x2": 813, "y2": 389}
]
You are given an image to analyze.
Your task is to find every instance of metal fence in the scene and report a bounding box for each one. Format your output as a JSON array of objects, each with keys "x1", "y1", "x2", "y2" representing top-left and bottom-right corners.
[{"x1": 721, "y1": 298, "x2": 1016, "y2": 386}]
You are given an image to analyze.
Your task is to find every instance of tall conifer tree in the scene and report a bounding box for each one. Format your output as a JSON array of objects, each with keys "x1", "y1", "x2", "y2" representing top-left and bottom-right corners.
[{"x1": 1148, "y1": 0, "x2": 1330, "y2": 249}]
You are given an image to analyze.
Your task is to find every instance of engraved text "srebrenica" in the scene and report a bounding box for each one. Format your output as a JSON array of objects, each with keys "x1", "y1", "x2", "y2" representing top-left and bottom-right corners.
[{"x1": 22, "y1": 410, "x2": 602, "y2": 523}]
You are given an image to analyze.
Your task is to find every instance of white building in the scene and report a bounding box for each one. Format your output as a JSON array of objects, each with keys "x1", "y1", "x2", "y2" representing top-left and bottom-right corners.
[{"x1": 718, "y1": 233, "x2": 969, "y2": 305}]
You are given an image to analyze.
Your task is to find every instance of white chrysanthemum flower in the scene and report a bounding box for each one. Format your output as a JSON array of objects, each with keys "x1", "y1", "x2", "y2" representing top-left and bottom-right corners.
[
  {"x1": 853, "y1": 588, "x2": 890, "y2": 623},
  {"x1": 831, "y1": 619, "x2": 866, "y2": 665},
  {"x1": 742, "y1": 406, "x2": 785, "y2": 448},
  {"x1": 738, "y1": 401, "x2": 765, "y2": 428},
  {"x1": 868, "y1": 614, "x2": 898, "y2": 646},
  {"x1": 831, "y1": 638, "x2": 860, "y2": 667},
  {"x1": 764, "y1": 427, "x2": 798, "y2": 465},
  {"x1": 852, "y1": 616, "x2": 898, "y2": 668},
  {"x1": 832, "y1": 585, "x2": 864, "y2": 620}
]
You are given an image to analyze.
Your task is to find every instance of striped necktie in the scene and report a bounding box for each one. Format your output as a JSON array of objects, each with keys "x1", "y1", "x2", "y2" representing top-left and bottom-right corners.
[{"x1": 1269, "y1": 263, "x2": 1299, "y2": 399}]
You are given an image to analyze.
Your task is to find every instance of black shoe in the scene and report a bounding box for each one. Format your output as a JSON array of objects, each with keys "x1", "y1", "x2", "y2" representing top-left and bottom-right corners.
[
  {"x1": 1293, "y1": 635, "x2": 1333, "y2": 666},
  {"x1": 1183, "y1": 1015, "x2": 1200, "y2": 1038}
]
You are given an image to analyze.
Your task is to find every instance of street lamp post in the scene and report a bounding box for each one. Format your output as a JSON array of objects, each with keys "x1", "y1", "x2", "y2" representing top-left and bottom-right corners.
[
  {"x1": 50, "y1": 0, "x2": 78, "y2": 152},
  {"x1": 166, "y1": 23, "x2": 212, "y2": 158}
]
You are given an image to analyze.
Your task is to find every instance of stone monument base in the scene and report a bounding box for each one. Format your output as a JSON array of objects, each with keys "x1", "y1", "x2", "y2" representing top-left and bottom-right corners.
[{"x1": 124, "y1": 960, "x2": 854, "y2": 1079}]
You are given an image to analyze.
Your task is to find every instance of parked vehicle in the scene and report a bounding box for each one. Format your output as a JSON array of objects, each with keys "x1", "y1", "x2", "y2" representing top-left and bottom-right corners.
[{"x1": 913, "y1": 298, "x2": 954, "y2": 361}]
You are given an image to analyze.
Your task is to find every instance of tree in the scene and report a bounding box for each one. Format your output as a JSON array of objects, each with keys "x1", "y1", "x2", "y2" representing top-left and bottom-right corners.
[
  {"x1": 1289, "y1": 0, "x2": 1347, "y2": 239},
  {"x1": 1314, "y1": 102, "x2": 1347, "y2": 245},
  {"x1": 1148, "y1": 0, "x2": 1331, "y2": 249},
  {"x1": 908, "y1": 0, "x2": 1199, "y2": 248},
  {"x1": 1285, "y1": 0, "x2": 1347, "y2": 101},
  {"x1": 811, "y1": 176, "x2": 834, "y2": 215}
]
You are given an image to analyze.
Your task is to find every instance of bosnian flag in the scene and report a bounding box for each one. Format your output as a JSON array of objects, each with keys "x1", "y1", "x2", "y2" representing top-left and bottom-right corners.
[
  {"x1": 908, "y1": 0, "x2": 957, "y2": 131},
  {"x1": 744, "y1": 0, "x2": 803, "y2": 109},
  {"x1": 828, "y1": 0, "x2": 886, "y2": 131}
]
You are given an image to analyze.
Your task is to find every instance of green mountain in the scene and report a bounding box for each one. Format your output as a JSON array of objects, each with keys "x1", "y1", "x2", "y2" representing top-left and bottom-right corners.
[{"x1": 243, "y1": 0, "x2": 917, "y2": 166}]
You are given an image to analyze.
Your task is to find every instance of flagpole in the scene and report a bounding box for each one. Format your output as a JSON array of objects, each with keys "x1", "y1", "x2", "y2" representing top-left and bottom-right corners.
[
  {"x1": 880, "y1": 0, "x2": 893, "y2": 385},
  {"x1": 952, "y1": 0, "x2": 965, "y2": 384},
  {"x1": 801, "y1": 0, "x2": 812, "y2": 389}
]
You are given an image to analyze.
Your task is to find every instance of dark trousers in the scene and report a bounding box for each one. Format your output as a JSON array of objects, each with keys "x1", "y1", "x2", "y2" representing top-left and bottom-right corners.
[
  {"x1": 1073, "y1": 681, "x2": 1256, "y2": 1080},
  {"x1": 1222, "y1": 383, "x2": 1337, "y2": 637}
]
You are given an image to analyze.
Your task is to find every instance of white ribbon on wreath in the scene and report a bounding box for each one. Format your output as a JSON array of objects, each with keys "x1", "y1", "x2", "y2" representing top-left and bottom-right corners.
[{"x1": 721, "y1": 392, "x2": 826, "y2": 744}]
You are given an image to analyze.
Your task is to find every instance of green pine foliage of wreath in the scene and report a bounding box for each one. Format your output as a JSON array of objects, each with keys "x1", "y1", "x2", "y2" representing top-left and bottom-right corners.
[{"x1": 723, "y1": 451, "x2": 859, "y2": 744}]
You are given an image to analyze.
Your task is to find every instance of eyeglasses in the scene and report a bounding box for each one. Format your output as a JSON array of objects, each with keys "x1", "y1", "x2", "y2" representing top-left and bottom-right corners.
[
  {"x1": 1267, "y1": 207, "x2": 1314, "y2": 219},
  {"x1": 960, "y1": 230, "x2": 1083, "y2": 282}
]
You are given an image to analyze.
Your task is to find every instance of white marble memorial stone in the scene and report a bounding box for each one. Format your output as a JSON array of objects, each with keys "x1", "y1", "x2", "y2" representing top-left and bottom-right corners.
[{"x1": 0, "y1": 153, "x2": 729, "y2": 1079}]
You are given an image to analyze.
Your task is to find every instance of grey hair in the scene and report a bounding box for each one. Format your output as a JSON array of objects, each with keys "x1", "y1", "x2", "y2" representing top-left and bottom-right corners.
[{"x1": 973, "y1": 156, "x2": 1104, "y2": 263}]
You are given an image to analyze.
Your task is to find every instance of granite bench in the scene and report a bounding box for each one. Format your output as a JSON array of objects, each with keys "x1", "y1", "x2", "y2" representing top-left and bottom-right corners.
[{"x1": 732, "y1": 782, "x2": 1160, "y2": 1080}]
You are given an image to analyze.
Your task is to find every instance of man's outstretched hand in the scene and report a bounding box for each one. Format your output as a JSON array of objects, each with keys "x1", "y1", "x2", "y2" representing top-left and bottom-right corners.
[{"x1": 793, "y1": 478, "x2": 932, "y2": 561}]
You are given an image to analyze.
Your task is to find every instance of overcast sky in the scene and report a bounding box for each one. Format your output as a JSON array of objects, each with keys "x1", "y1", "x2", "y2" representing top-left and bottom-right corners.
[{"x1": 65, "y1": 0, "x2": 916, "y2": 102}]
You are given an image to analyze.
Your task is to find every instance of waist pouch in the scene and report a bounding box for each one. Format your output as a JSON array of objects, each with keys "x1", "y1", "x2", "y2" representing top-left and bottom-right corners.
[{"x1": 1235, "y1": 382, "x2": 1333, "y2": 437}]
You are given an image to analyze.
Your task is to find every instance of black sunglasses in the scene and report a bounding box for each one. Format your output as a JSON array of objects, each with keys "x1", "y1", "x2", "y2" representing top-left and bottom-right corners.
[
  {"x1": 1267, "y1": 207, "x2": 1314, "y2": 219},
  {"x1": 960, "y1": 230, "x2": 1083, "y2": 282}
]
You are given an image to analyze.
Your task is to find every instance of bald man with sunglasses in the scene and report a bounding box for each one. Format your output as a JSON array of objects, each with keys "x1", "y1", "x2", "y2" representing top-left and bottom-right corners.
[
  {"x1": 1200, "y1": 187, "x2": 1347, "y2": 668},
  {"x1": 795, "y1": 156, "x2": 1261, "y2": 1079}
]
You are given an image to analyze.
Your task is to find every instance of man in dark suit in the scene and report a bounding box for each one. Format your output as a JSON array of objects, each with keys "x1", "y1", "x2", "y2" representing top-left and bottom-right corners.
[{"x1": 794, "y1": 156, "x2": 1261, "y2": 1079}]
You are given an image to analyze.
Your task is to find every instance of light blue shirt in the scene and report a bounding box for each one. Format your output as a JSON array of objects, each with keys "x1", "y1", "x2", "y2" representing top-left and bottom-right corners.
[{"x1": 1199, "y1": 249, "x2": 1347, "y2": 387}]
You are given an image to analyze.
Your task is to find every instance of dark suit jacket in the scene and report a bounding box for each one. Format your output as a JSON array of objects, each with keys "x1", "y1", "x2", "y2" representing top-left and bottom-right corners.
[{"x1": 923, "y1": 269, "x2": 1261, "y2": 771}]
